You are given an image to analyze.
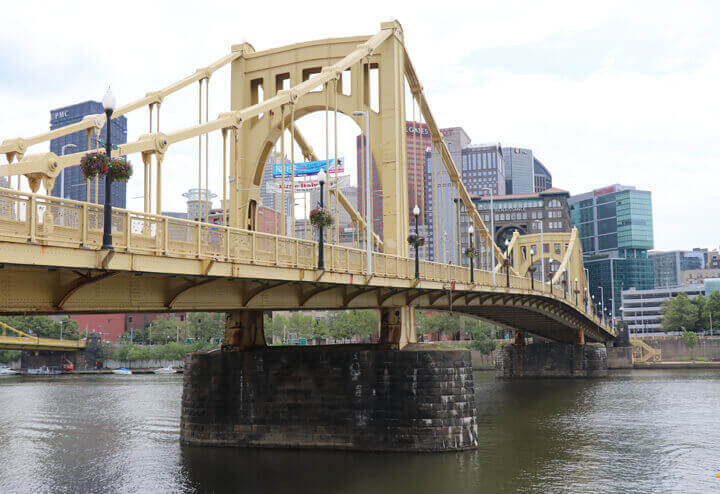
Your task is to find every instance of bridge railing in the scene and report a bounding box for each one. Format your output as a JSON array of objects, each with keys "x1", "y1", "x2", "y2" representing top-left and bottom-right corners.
[{"x1": 0, "y1": 188, "x2": 608, "y2": 332}]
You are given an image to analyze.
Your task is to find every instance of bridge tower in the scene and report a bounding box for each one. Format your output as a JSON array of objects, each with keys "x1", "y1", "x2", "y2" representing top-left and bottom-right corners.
[{"x1": 229, "y1": 21, "x2": 409, "y2": 256}]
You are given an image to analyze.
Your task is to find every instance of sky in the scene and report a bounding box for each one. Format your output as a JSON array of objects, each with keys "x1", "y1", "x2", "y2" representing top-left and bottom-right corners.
[{"x1": 1, "y1": 0, "x2": 718, "y2": 250}]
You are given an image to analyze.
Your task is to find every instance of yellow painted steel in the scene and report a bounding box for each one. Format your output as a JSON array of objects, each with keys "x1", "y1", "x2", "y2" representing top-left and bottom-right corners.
[
  {"x1": 0, "y1": 20, "x2": 612, "y2": 345},
  {"x1": 0, "y1": 321, "x2": 85, "y2": 351}
]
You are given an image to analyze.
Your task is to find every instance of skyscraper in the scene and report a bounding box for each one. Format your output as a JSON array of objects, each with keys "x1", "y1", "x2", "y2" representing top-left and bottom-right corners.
[
  {"x1": 569, "y1": 184, "x2": 655, "y2": 316},
  {"x1": 533, "y1": 158, "x2": 552, "y2": 192},
  {"x1": 49, "y1": 101, "x2": 128, "y2": 207},
  {"x1": 502, "y1": 147, "x2": 534, "y2": 194},
  {"x1": 357, "y1": 121, "x2": 432, "y2": 241}
]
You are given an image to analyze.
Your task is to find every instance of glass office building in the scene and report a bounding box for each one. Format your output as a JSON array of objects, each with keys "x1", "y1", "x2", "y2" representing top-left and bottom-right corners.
[
  {"x1": 49, "y1": 101, "x2": 127, "y2": 207},
  {"x1": 569, "y1": 184, "x2": 654, "y2": 317}
]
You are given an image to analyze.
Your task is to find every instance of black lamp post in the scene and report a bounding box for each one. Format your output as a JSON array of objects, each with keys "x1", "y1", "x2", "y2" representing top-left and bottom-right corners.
[
  {"x1": 317, "y1": 169, "x2": 326, "y2": 270},
  {"x1": 101, "y1": 88, "x2": 116, "y2": 250},
  {"x1": 528, "y1": 248, "x2": 536, "y2": 291},
  {"x1": 562, "y1": 277, "x2": 567, "y2": 299},
  {"x1": 504, "y1": 238, "x2": 511, "y2": 287},
  {"x1": 468, "y1": 225, "x2": 474, "y2": 283},
  {"x1": 413, "y1": 204, "x2": 420, "y2": 280},
  {"x1": 573, "y1": 277, "x2": 579, "y2": 305}
]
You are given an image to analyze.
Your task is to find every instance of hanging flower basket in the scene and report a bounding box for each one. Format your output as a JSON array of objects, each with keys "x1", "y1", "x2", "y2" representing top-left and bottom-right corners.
[
  {"x1": 108, "y1": 158, "x2": 133, "y2": 182},
  {"x1": 407, "y1": 234, "x2": 425, "y2": 248},
  {"x1": 309, "y1": 207, "x2": 334, "y2": 228},
  {"x1": 80, "y1": 153, "x2": 110, "y2": 180},
  {"x1": 464, "y1": 247, "x2": 480, "y2": 258}
]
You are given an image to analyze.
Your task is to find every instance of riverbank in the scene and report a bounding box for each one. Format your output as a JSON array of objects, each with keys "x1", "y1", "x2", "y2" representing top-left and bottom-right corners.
[{"x1": 634, "y1": 361, "x2": 720, "y2": 369}]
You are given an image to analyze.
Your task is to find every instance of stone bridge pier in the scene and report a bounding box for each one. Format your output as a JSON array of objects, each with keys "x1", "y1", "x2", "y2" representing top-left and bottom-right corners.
[
  {"x1": 180, "y1": 308, "x2": 478, "y2": 452},
  {"x1": 496, "y1": 330, "x2": 609, "y2": 378}
]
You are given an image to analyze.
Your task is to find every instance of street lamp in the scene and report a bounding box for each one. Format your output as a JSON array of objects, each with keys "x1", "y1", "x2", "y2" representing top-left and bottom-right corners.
[
  {"x1": 480, "y1": 186, "x2": 495, "y2": 285},
  {"x1": 504, "y1": 238, "x2": 511, "y2": 287},
  {"x1": 60, "y1": 143, "x2": 77, "y2": 199},
  {"x1": 468, "y1": 225, "x2": 474, "y2": 283},
  {"x1": 599, "y1": 285, "x2": 606, "y2": 324},
  {"x1": 413, "y1": 204, "x2": 420, "y2": 280},
  {"x1": 352, "y1": 110, "x2": 372, "y2": 276},
  {"x1": 534, "y1": 219, "x2": 544, "y2": 291},
  {"x1": 574, "y1": 277, "x2": 579, "y2": 305},
  {"x1": 101, "y1": 88, "x2": 116, "y2": 250},
  {"x1": 528, "y1": 247, "x2": 536, "y2": 291},
  {"x1": 317, "y1": 169, "x2": 327, "y2": 270}
]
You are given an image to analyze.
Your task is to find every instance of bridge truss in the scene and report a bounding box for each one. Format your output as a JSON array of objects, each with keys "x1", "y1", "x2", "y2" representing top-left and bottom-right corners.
[{"x1": 0, "y1": 20, "x2": 612, "y2": 347}]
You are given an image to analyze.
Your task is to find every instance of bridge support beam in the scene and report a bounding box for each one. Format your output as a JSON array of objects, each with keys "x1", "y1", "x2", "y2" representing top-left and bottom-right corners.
[
  {"x1": 181, "y1": 344, "x2": 478, "y2": 451},
  {"x1": 379, "y1": 306, "x2": 416, "y2": 349},
  {"x1": 496, "y1": 340, "x2": 608, "y2": 378},
  {"x1": 221, "y1": 310, "x2": 266, "y2": 351}
]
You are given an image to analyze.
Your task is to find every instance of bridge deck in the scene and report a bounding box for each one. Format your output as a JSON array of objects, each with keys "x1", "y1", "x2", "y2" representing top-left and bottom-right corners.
[{"x1": 0, "y1": 189, "x2": 614, "y2": 343}]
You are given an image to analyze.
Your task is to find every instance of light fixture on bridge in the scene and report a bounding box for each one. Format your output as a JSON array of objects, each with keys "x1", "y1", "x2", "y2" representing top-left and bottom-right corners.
[
  {"x1": 318, "y1": 168, "x2": 327, "y2": 185},
  {"x1": 102, "y1": 87, "x2": 116, "y2": 112},
  {"x1": 413, "y1": 205, "x2": 420, "y2": 217},
  {"x1": 101, "y1": 87, "x2": 117, "y2": 251}
]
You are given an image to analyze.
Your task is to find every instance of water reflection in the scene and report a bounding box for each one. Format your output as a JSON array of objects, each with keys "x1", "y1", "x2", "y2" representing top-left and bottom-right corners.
[{"x1": 0, "y1": 371, "x2": 718, "y2": 492}]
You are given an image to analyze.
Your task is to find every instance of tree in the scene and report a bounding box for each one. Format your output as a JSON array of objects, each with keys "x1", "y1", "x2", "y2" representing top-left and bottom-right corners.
[
  {"x1": 691, "y1": 294, "x2": 707, "y2": 331},
  {"x1": 327, "y1": 310, "x2": 379, "y2": 340},
  {"x1": 264, "y1": 314, "x2": 287, "y2": 341},
  {"x1": 147, "y1": 315, "x2": 183, "y2": 344},
  {"x1": 704, "y1": 291, "x2": 720, "y2": 332},
  {"x1": 661, "y1": 292, "x2": 699, "y2": 332},
  {"x1": 0, "y1": 316, "x2": 80, "y2": 340},
  {"x1": 681, "y1": 329, "x2": 698, "y2": 349},
  {"x1": 185, "y1": 312, "x2": 225, "y2": 340}
]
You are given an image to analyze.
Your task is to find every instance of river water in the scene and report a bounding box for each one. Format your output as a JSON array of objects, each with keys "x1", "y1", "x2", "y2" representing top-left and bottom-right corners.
[{"x1": 0, "y1": 370, "x2": 718, "y2": 493}]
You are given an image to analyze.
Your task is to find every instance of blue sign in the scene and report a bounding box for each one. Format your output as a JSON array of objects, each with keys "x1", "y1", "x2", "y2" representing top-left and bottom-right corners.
[{"x1": 272, "y1": 158, "x2": 343, "y2": 178}]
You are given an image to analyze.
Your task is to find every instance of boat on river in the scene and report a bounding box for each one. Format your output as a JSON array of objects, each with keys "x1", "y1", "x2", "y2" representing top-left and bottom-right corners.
[
  {"x1": 112, "y1": 368, "x2": 132, "y2": 375},
  {"x1": 0, "y1": 366, "x2": 18, "y2": 375},
  {"x1": 27, "y1": 366, "x2": 61, "y2": 375},
  {"x1": 153, "y1": 366, "x2": 177, "y2": 374}
]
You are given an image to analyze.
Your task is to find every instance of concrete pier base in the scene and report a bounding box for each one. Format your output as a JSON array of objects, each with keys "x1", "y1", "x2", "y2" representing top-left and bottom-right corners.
[
  {"x1": 496, "y1": 341, "x2": 608, "y2": 378},
  {"x1": 180, "y1": 345, "x2": 478, "y2": 452}
]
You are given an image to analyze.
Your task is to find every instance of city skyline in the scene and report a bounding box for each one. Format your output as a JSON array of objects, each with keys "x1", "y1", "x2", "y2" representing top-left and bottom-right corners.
[{"x1": 1, "y1": 2, "x2": 719, "y2": 251}]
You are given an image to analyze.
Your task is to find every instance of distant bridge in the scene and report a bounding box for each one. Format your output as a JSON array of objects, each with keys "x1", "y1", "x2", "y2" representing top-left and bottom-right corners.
[{"x1": 0, "y1": 321, "x2": 85, "y2": 352}]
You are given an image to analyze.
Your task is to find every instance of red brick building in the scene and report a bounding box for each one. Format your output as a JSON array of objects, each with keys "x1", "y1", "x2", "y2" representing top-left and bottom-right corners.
[{"x1": 70, "y1": 313, "x2": 186, "y2": 343}]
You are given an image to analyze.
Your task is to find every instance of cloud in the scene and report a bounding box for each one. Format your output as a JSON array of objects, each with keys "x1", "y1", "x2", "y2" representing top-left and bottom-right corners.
[{"x1": 1, "y1": 0, "x2": 718, "y2": 251}]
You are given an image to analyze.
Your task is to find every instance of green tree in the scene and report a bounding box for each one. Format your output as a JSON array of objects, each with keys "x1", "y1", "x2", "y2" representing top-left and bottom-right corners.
[
  {"x1": 263, "y1": 314, "x2": 287, "y2": 341},
  {"x1": 661, "y1": 292, "x2": 699, "y2": 332},
  {"x1": 185, "y1": 312, "x2": 225, "y2": 340},
  {"x1": 691, "y1": 294, "x2": 707, "y2": 331},
  {"x1": 0, "y1": 316, "x2": 80, "y2": 340},
  {"x1": 147, "y1": 315, "x2": 183, "y2": 344},
  {"x1": 682, "y1": 329, "x2": 698, "y2": 349},
  {"x1": 285, "y1": 312, "x2": 314, "y2": 339},
  {"x1": 328, "y1": 310, "x2": 379, "y2": 340},
  {"x1": 704, "y1": 291, "x2": 720, "y2": 332}
]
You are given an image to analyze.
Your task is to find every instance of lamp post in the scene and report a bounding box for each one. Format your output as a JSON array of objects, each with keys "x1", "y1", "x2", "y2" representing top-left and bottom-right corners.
[
  {"x1": 528, "y1": 247, "x2": 536, "y2": 291},
  {"x1": 468, "y1": 225, "x2": 474, "y2": 283},
  {"x1": 481, "y1": 186, "x2": 495, "y2": 285},
  {"x1": 533, "y1": 219, "x2": 544, "y2": 291},
  {"x1": 574, "y1": 277, "x2": 579, "y2": 305},
  {"x1": 317, "y1": 169, "x2": 326, "y2": 270},
  {"x1": 60, "y1": 144, "x2": 77, "y2": 199},
  {"x1": 352, "y1": 110, "x2": 372, "y2": 276},
  {"x1": 599, "y1": 285, "x2": 606, "y2": 324},
  {"x1": 101, "y1": 88, "x2": 116, "y2": 250},
  {"x1": 413, "y1": 204, "x2": 420, "y2": 280},
  {"x1": 504, "y1": 238, "x2": 511, "y2": 287}
]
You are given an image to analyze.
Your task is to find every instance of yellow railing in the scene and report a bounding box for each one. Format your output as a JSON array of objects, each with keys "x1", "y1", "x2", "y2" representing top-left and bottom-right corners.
[
  {"x1": 0, "y1": 188, "x2": 610, "y2": 334},
  {"x1": 0, "y1": 321, "x2": 85, "y2": 351}
]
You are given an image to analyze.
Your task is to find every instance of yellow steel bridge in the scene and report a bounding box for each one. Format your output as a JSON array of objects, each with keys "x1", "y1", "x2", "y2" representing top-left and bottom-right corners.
[
  {"x1": 0, "y1": 20, "x2": 614, "y2": 349},
  {"x1": 0, "y1": 321, "x2": 85, "y2": 352}
]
